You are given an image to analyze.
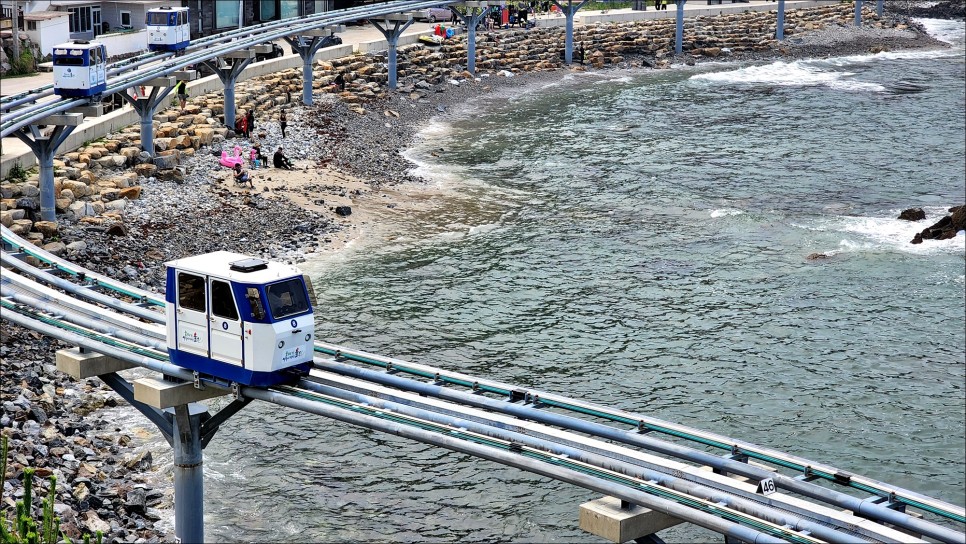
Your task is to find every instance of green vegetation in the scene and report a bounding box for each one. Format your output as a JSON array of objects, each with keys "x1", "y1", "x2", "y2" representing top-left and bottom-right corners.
[
  {"x1": 6, "y1": 163, "x2": 29, "y2": 183},
  {"x1": 5, "y1": 49, "x2": 37, "y2": 77},
  {"x1": 1, "y1": 436, "x2": 103, "y2": 544}
]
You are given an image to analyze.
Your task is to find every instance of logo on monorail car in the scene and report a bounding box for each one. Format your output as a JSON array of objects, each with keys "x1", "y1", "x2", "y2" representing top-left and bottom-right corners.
[
  {"x1": 181, "y1": 331, "x2": 200, "y2": 343},
  {"x1": 281, "y1": 347, "x2": 303, "y2": 362}
]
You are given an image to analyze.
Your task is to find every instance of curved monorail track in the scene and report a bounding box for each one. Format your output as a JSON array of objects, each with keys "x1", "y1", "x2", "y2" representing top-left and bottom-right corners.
[{"x1": 2, "y1": 225, "x2": 963, "y2": 544}]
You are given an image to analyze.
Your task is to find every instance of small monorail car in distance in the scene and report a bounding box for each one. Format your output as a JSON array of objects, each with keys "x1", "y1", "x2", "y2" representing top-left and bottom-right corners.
[
  {"x1": 165, "y1": 251, "x2": 317, "y2": 387},
  {"x1": 146, "y1": 6, "x2": 191, "y2": 52},
  {"x1": 52, "y1": 41, "x2": 107, "y2": 98}
]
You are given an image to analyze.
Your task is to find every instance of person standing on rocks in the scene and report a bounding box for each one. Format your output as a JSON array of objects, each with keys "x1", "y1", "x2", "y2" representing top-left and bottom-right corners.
[
  {"x1": 280, "y1": 110, "x2": 288, "y2": 138},
  {"x1": 246, "y1": 110, "x2": 256, "y2": 139},
  {"x1": 235, "y1": 113, "x2": 248, "y2": 139},
  {"x1": 175, "y1": 80, "x2": 188, "y2": 114}
]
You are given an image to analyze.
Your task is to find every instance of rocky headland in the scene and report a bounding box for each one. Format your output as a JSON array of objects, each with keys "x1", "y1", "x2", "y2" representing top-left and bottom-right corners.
[{"x1": 0, "y1": 3, "x2": 959, "y2": 541}]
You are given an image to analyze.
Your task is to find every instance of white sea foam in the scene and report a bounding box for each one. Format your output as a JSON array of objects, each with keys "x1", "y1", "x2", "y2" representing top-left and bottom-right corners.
[
  {"x1": 917, "y1": 17, "x2": 966, "y2": 46},
  {"x1": 832, "y1": 210, "x2": 966, "y2": 255},
  {"x1": 710, "y1": 208, "x2": 744, "y2": 218},
  {"x1": 690, "y1": 60, "x2": 886, "y2": 92}
]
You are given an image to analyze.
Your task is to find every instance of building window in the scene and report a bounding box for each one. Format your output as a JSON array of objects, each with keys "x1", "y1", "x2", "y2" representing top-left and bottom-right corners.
[
  {"x1": 68, "y1": 6, "x2": 92, "y2": 33},
  {"x1": 120, "y1": 11, "x2": 131, "y2": 27},
  {"x1": 280, "y1": 0, "x2": 300, "y2": 18},
  {"x1": 27, "y1": 21, "x2": 37, "y2": 31},
  {"x1": 215, "y1": 0, "x2": 240, "y2": 28}
]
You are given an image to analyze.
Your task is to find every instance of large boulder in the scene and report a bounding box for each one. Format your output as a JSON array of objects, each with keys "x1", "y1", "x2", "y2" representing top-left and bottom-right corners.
[
  {"x1": 898, "y1": 207, "x2": 925, "y2": 221},
  {"x1": 911, "y1": 204, "x2": 966, "y2": 243}
]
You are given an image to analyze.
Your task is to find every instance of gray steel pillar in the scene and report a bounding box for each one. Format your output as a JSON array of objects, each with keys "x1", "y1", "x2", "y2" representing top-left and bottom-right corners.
[
  {"x1": 13, "y1": 122, "x2": 78, "y2": 222},
  {"x1": 88, "y1": 374, "x2": 251, "y2": 544},
  {"x1": 855, "y1": 0, "x2": 862, "y2": 27},
  {"x1": 552, "y1": 1, "x2": 589, "y2": 65},
  {"x1": 675, "y1": 0, "x2": 686, "y2": 54},
  {"x1": 172, "y1": 403, "x2": 206, "y2": 543},
  {"x1": 370, "y1": 18, "x2": 414, "y2": 90},
  {"x1": 284, "y1": 34, "x2": 340, "y2": 106},
  {"x1": 450, "y1": 6, "x2": 488, "y2": 75},
  {"x1": 204, "y1": 55, "x2": 255, "y2": 132},
  {"x1": 876, "y1": 0, "x2": 883, "y2": 17},
  {"x1": 776, "y1": 0, "x2": 785, "y2": 41},
  {"x1": 118, "y1": 85, "x2": 175, "y2": 157}
]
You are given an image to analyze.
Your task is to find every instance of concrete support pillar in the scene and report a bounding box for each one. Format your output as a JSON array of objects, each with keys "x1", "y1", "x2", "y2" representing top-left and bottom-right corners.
[
  {"x1": 284, "y1": 33, "x2": 340, "y2": 106},
  {"x1": 450, "y1": 3, "x2": 489, "y2": 75},
  {"x1": 876, "y1": 0, "x2": 883, "y2": 17},
  {"x1": 370, "y1": 17, "x2": 415, "y2": 90},
  {"x1": 172, "y1": 403, "x2": 206, "y2": 543},
  {"x1": 776, "y1": 0, "x2": 785, "y2": 41},
  {"x1": 675, "y1": 0, "x2": 686, "y2": 54},
  {"x1": 552, "y1": 0, "x2": 589, "y2": 65},
  {"x1": 118, "y1": 81, "x2": 175, "y2": 157},
  {"x1": 204, "y1": 54, "x2": 255, "y2": 131},
  {"x1": 12, "y1": 115, "x2": 81, "y2": 222},
  {"x1": 855, "y1": 0, "x2": 862, "y2": 27}
]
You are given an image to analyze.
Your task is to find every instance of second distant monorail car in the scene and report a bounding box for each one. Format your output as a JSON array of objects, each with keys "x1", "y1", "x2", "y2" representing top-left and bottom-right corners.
[
  {"x1": 146, "y1": 6, "x2": 191, "y2": 52},
  {"x1": 52, "y1": 41, "x2": 107, "y2": 98}
]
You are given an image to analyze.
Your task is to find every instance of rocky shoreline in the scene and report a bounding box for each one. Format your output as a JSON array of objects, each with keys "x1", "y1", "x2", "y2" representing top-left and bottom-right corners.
[{"x1": 1, "y1": 6, "x2": 957, "y2": 542}]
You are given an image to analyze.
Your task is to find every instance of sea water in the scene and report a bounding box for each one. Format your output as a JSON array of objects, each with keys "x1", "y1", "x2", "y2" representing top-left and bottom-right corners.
[{"x1": 198, "y1": 20, "x2": 965, "y2": 542}]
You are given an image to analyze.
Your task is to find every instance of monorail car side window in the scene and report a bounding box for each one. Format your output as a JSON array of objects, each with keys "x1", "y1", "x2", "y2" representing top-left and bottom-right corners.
[
  {"x1": 210, "y1": 279, "x2": 239, "y2": 320},
  {"x1": 266, "y1": 278, "x2": 309, "y2": 319},
  {"x1": 246, "y1": 287, "x2": 266, "y2": 320},
  {"x1": 177, "y1": 272, "x2": 206, "y2": 312}
]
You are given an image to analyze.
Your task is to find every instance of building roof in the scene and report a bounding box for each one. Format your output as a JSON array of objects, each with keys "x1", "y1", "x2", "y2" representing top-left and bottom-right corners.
[{"x1": 23, "y1": 11, "x2": 69, "y2": 21}]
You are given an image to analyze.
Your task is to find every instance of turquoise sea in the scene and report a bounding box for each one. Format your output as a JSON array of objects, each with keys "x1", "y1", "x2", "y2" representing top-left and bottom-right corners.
[{"x1": 192, "y1": 19, "x2": 966, "y2": 542}]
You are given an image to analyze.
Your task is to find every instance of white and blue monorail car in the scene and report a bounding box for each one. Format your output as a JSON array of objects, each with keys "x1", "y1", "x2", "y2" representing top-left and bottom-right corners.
[
  {"x1": 165, "y1": 251, "x2": 317, "y2": 387},
  {"x1": 146, "y1": 6, "x2": 190, "y2": 52},
  {"x1": 52, "y1": 41, "x2": 107, "y2": 98}
]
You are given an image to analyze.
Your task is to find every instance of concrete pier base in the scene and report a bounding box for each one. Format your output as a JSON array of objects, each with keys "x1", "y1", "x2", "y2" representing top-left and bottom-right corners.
[
  {"x1": 133, "y1": 377, "x2": 228, "y2": 409},
  {"x1": 580, "y1": 496, "x2": 683, "y2": 543},
  {"x1": 56, "y1": 347, "x2": 135, "y2": 379}
]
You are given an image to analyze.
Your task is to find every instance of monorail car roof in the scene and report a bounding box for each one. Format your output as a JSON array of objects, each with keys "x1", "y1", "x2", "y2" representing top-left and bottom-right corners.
[{"x1": 166, "y1": 251, "x2": 304, "y2": 284}]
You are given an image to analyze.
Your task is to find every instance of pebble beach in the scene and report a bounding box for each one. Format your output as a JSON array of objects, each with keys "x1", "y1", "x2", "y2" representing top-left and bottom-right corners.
[{"x1": 0, "y1": 5, "x2": 956, "y2": 541}]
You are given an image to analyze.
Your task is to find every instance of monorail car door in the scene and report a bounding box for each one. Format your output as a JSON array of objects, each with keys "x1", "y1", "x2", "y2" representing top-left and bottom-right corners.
[
  {"x1": 175, "y1": 271, "x2": 209, "y2": 357},
  {"x1": 209, "y1": 278, "x2": 243, "y2": 365}
]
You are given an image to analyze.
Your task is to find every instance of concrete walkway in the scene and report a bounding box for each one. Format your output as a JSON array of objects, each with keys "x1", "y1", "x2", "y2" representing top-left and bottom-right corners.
[{"x1": 0, "y1": 0, "x2": 821, "y2": 176}]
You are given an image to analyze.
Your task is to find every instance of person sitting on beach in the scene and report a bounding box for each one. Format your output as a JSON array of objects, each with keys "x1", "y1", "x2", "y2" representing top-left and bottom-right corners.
[
  {"x1": 273, "y1": 147, "x2": 294, "y2": 170},
  {"x1": 234, "y1": 163, "x2": 253, "y2": 187},
  {"x1": 251, "y1": 145, "x2": 268, "y2": 168}
]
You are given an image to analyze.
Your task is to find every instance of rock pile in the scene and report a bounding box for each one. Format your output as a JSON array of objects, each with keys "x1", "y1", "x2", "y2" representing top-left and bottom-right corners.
[{"x1": 910, "y1": 205, "x2": 966, "y2": 244}]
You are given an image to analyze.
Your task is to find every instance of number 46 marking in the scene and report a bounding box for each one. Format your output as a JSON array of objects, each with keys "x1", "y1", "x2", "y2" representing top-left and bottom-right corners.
[{"x1": 758, "y1": 477, "x2": 777, "y2": 496}]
